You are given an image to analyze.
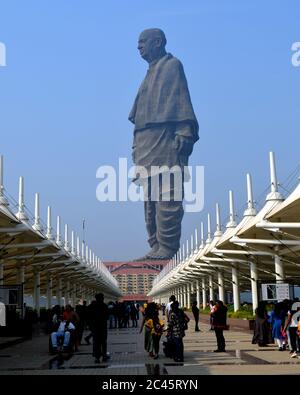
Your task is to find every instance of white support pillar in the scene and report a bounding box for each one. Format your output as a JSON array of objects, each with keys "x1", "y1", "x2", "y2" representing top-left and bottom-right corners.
[
  {"x1": 244, "y1": 173, "x2": 257, "y2": 217},
  {"x1": 46, "y1": 273, "x2": 52, "y2": 309},
  {"x1": 186, "y1": 283, "x2": 191, "y2": 309},
  {"x1": 196, "y1": 280, "x2": 201, "y2": 307},
  {"x1": 218, "y1": 271, "x2": 225, "y2": 302},
  {"x1": 208, "y1": 275, "x2": 214, "y2": 301},
  {"x1": 73, "y1": 283, "x2": 77, "y2": 306},
  {"x1": 227, "y1": 190, "x2": 237, "y2": 228},
  {"x1": 71, "y1": 231, "x2": 75, "y2": 255},
  {"x1": 190, "y1": 282, "x2": 194, "y2": 295},
  {"x1": 214, "y1": 203, "x2": 222, "y2": 237},
  {"x1": 266, "y1": 152, "x2": 283, "y2": 202},
  {"x1": 33, "y1": 269, "x2": 40, "y2": 316},
  {"x1": 56, "y1": 216, "x2": 62, "y2": 246},
  {"x1": 206, "y1": 214, "x2": 212, "y2": 244},
  {"x1": 274, "y1": 253, "x2": 285, "y2": 282},
  {"x1": 64, "y1": 224, "x2": 70, "y2": 252},
  {"x1": 16, "y1": 176, "x2": 28, "y2": 222},
  {"x1": 46, "y1": 206, "x2": 54, "y2": 240},
  {"x1": 183, "y1": 285, "x2": 187, "y2": 308},
  {"x1": 0, "y1": 260, "x2": 3, "y2": 285},
  {"x1": 232, "y1": 264, "x2": 240, "y2": 312},
  {"x1": 250, "y1": 261, "x2": 258, "y2": 314},
  {"x1": 202, "y1": 278, "x2": 207, "y2": 310},
  {"x1": 66, "y1": 281, "x2": 71, "y2": 305},
  {"x1": 32, "y1": 193, "x2": 42, "y2": 232},
  {"x1": 179, "y1": 288, "x2": 183, "y2": 307}
]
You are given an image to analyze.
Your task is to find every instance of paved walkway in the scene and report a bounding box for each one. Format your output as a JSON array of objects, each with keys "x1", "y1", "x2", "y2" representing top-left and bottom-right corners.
[{"x1": 0, "y1": 317, "x2": 299, "y2": 375}]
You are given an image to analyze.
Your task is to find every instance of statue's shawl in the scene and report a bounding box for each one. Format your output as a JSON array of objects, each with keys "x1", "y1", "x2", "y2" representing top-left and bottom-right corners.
[{"x1": 129, "y1": 53, "x2": 199, "y2": 139}]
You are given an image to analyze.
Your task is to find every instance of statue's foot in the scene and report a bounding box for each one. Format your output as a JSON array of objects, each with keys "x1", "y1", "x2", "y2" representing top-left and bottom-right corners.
[
  {"x1": 133, "y1": 244, "x2": 159, "y2": 261},
  {"x1": 146, "y1": 247, "x2": 176, "y2": 260}
]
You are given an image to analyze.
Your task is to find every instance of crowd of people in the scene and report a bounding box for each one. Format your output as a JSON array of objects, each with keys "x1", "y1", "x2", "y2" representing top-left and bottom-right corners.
[
  {"x1": 253, "y1": 299, "x2": 300, "y2": 358},
  {"x1": 139, "y1": 298, "x2": 190, "y2": 362},
  {"x1": 47, "y1": 297, "x2": 142, "y2": 363},
  {"x1": 45, "y1": 293, "x2": 300, "y2": 364}
]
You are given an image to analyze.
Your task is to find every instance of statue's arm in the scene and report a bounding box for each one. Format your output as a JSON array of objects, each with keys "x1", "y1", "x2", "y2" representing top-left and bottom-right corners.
[{"x1": 174, "y1": 122, "x2": 196, "y2": 157}]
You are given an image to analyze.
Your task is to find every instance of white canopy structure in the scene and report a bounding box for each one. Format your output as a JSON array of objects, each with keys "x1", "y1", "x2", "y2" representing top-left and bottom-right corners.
[
  {"x1": 149, "y1": 152, "x2": 300, "y2": 313},
  {"x1": 0, "y1": 155, "x2": 122, "y2": 315}
]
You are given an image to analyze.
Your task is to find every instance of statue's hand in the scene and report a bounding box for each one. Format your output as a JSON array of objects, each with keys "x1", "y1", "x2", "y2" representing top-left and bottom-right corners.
[{"x1": 174, "y1": 135, "x2": 194, "y2": 156}]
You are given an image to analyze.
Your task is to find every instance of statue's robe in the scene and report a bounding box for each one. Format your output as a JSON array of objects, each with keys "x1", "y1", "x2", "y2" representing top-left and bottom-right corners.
[{"x1": 129, "y1": 53, "x2": 199, "y2": 175}]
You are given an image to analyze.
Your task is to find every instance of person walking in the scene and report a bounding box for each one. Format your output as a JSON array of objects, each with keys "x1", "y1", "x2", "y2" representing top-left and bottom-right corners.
[
  {"x1": 166, "y1": 295, "x2": 176, "y2": 322},
  {"x1": 284, "y1": 302, "x2": 300, "y2": 358},
  {"x1": 130, "y1": 303, "x2": 138, "y2": 328},
  {"x1": 192, "y1": 301, "x2": 200, "y2": 332},
  {"x1": 252, "y1": 301, "x2": 269, "y2": 347},
  {"x1": 209, "y1": 300, "x2": 216, "y2": 330},
  {"x1": 146, "y1": 309, "x2": 164, "y2": 359},
  {"x1": 140, "y1": 302, "x2": 156, "y2": 357},
  {"x1": 167, "y1": 301, "x2": 189, "y2": 362},
  {"x1": 88, "y1": 293, "x2": 109, "y2": 363},
  {"x1": 211, "y1": 300, "x2": 228, "y2": 353},
  {"x1": 269, "y1": 303, "x2": 286, "y2": 351}
]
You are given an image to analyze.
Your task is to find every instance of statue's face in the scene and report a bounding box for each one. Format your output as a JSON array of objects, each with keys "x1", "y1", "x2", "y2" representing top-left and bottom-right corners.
[{"x1": 138, "y1": 31, "x2": 162, "y2": 63}]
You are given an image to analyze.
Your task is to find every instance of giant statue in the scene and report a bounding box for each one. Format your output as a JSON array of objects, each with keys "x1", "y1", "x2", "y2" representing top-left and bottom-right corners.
[{"x1": 129, "y1": 28, "x2": 199, "y2": 260}]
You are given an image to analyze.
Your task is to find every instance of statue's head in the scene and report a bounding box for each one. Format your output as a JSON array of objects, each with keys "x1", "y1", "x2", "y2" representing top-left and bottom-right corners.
[{"x1": 138, "y1": 28, "x2": 167, "y2": 63}]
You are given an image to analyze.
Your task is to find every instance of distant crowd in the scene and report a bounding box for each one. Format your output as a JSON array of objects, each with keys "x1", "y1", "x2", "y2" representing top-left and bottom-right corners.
[
  {"x1": 252, "y1": 299, "x2": 300, "y2": 358},
  {"x1": 11, "y1": 294, "x2": 300, "y2": 365}
]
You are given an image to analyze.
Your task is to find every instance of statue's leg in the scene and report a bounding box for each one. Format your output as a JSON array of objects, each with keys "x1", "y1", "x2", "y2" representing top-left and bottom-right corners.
[
  {"x1": 155, "y1": 200, "x2": 183, "y2": 256},
  {"x1": 146, "y1": 175, "x2": 184, "y2": 259},
  {"x1": 144, "y1": 199, "x2": 158, "y2": 249}
]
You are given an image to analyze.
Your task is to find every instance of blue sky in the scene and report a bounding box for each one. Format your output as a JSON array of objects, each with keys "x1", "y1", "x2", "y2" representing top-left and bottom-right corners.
[{"x1": 0, "y1": 1, "x2": 299, "y2": 261}]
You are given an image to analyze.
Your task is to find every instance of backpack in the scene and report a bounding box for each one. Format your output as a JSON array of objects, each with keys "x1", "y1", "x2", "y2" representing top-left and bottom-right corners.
[{"x1": 179, "y1": 310, "x2": 189, "y2": 331}]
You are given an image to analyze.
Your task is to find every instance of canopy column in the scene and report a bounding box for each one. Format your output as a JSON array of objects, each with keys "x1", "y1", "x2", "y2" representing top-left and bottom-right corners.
[
  {"x1": 202, "y1": 278, "x2": 207, "y2": 310},
  {"x1": 186, "y1": 283, "x2": 191, "y2": 309},
  {"x1": 218, "y1": 271, "x2": 225, "y2": 302},
  {"x1": 232, "y1": 264, "x2": 240, "y2": 312},
  {"x1": 175, "y1": 288, "x2": 180, "y2": 303},
  {"x1": 183, "y1": 285, "x2": 187, "y2": 308},
  {"x1": 179, "y1": 287, "x2": 183, "y2": 307},
  {"x1": 274, "y1": 252, "x2": 285, "y2": 282},
  {"x1": 208, "y1": 275, "x2": 214, "y2": 301},
  {"x1": 196, "y1": 279, "x2": 201, "y2": 307},
  {"x1": 250, "y1": 261, "x2": 258, "y2": 314}
]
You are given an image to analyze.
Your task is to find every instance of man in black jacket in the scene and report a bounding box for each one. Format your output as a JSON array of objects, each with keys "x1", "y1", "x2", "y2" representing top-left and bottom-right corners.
[
  {"x1": 192, "y1": 301, "x2": 200, "y2": 332},
  {"x1": 211, "y1": 300, "x2": 228, "y2": 352},
  {"x1": 88, "y1": 293, "x2": 109, "y2": 363}
]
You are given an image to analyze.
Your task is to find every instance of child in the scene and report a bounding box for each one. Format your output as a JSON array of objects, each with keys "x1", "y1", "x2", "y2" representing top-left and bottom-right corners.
[{"x1": 150, "y1": 310, "x2": 164, "y2": 359}]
